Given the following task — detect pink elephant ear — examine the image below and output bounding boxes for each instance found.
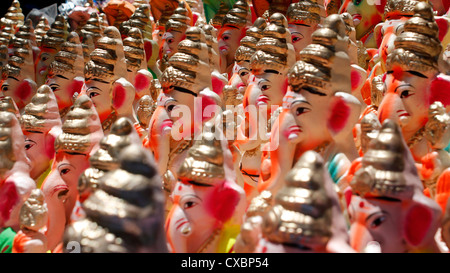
[112,78,135,115]
[404,204,433,246]
[134,70,152,95]
[435,17,449,42]
[374,23,383,48]
[429,74,450,107]
[0,182,19,224]
[204,181,240,223]
[328,95,351,135]
[68,77,84,98]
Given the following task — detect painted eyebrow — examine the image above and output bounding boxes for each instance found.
[294,24,311,27]
[303,86,326,96]
[394,83,413,93]
[92,78,109,84]
[56,74,69,80]
[88,86,102,91]
[7,76,19,81]
[264,69,281,75]
[406,70,428,79]
[291,99,311,106]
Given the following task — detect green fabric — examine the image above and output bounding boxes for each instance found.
[203,0,237,23]
[0,227,16,253]
[149,67,157,79]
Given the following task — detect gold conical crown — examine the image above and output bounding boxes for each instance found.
[177,124,225,185]
[54,95,103,154]
[34,16,50,47]
[351,120,413,199]
[287,0,321,26]
[262,151,332,248]
[21,85,61,133]
[387,2,441,73]
[222,0,249,29]
[235,17,267,64]
[41,15,68,50]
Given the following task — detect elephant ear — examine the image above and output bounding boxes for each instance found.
[112,78,135,117]
[374,22,384,49]
[403,203,434,247]
[429,74,450,108]
[134,69,153,98]
[328,92,361,142]
[204,180,241,224]
[350,64,367,101]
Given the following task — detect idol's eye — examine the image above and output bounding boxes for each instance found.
[166,104,176,113]
[400,90,413,99]
[292,36,302,43]
[88,91,99,98]
[60,168,71,175]
[370,215,386,228]
[222,34,230,41]
[167,38,174,44]
[239,71,249,77]
[24,143,35,150]
[261,84,270,91]
[295,107,309,116]
[41,56,48,62]
[353,0,362,6]
[183,201,197,209]
[49,85,59,92]
[1,85,8,92]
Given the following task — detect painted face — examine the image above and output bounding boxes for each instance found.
[377,19,408,71]
[288,23,317,61]
[230,62,250,95]
[378,68,435,140]
[348,195,404,253]
[280,91,328,149]
[36,49,57,86]
[41,152,90,250]
[345,0,384,41]
[85,78,113,122]
[165,181,217,253]
[153,26,165,48]
[161,31,185,58]
[0,123,15,178]
[218,27,243,73]
[164,89,197,138]
[46,74,83,112]
[0,77,34,110]
[23,131,55,180]
[246,71,288,110]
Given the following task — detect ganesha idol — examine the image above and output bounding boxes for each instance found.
[377,2,450,199]
[21,85,62,188]
[83,26,136,133]
[286,0,322,62]
[64,144,168,253]
[237,151,355,253]
[339,0,387,49]
[35,15,69,87]
[154,26,221,191]
[0,100,35,235]
[41,95,103,252]
[0,23,37,111]
[160,1,192,71]
[78,117,141,203]
[348,120,444,253]
[258,14,361,196]
[165,125,246,253]
[121,4,161,79]
[228,17,266,98]
[121,27,154,108]
[46,32,85,120]
[217,0,250,78]
[235,13,295,201]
